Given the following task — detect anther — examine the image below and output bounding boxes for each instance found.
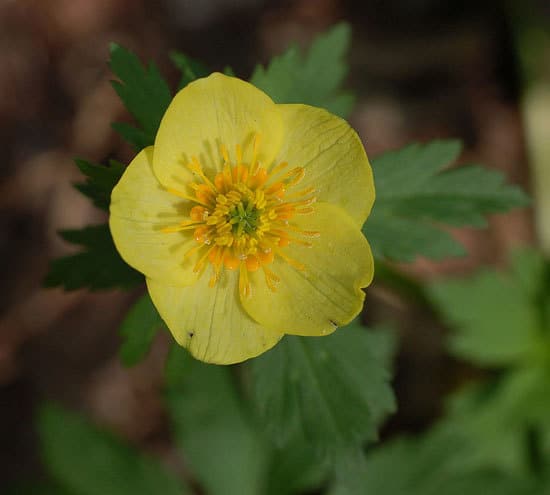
[245,254,260,272]
[284,167,305,186]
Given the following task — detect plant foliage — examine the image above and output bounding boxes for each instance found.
[365,141,530,261]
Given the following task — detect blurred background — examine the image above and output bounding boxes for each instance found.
[1,0,549,489]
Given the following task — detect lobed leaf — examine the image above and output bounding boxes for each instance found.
[250,23,354,117]
[38,403,188,495]
[427,248,544,366]
[425,248,550,475]
[111,122,152,152]
[170,51,209,90]
[329,434,540,495]
[365,140,530,262]
[249,322,395,458]
[73,158,125,211]
[441,371,550,475]
[44,224,143,290]
[109,43,172,148]
[366,212,466,262]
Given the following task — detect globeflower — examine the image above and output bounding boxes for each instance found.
[109,73,374,364]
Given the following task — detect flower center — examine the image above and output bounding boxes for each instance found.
[228,198,261,235]
[162,135,319,297]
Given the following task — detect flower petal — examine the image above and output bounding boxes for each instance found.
[147,272,283,364]
[242,202,374,336]
[109,147,200,286]
[153,73,284,190]
[275,104,375,227]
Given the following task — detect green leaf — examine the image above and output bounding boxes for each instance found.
[265,438,329,495]
[442,367,550,475]
[510,248,548,299]
[330,433,538,495]
[427,249,543,366]
[250,23,354,117]
[366,213,466,262]
[111,122,152,152]
[330,437,542,495]
[249,322,395,458]
[73,158,125,211]
[166,346,269,495]
[446,382,526,474]
[170,51,209,90]
[109,43,172,148]
[119,294,163,367]
[365,140,530,262]
[164,343,188,389]
[426,249,550,475]
[38,403,189,495]
[44,224,143,290]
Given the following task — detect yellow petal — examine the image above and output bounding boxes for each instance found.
[275,104,375,227]
[153,73,284,190]
[109,147,200,286]
[147,272,283,364]
[242,202,374,336]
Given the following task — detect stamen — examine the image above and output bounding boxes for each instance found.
[208,247,224,287]
[240,165,249,184]
[275,205,295,220]
[184,243,205,259]
[239,264,251,298]
[283,197,317,208]
[195,184,215,204]
[270,161,289,177]
[160,221,201,233]
[165,187,210,207]
[214,172,225,192]
[262,266,280,292]
[193,245,216,273]
[286,225,320,238]
[187,157,217,191]
[250,134,261,175]
[287,237,313,247]
[190,206,208,222]
[284,186,317,199]
[266,182,285,197]
[223,163,233,186]
[276,232,290,247]
[258,249,274,264]
[245,254,260,272]
[250,167,268,188]
[223,250,240,270]
[276,249,305,271]
[235,144,243,164]
[220,144,230,163]
[283,167,305,186]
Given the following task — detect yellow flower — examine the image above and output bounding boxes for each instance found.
[109,73,374,364]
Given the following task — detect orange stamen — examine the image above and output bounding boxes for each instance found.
[245,254,260,272]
